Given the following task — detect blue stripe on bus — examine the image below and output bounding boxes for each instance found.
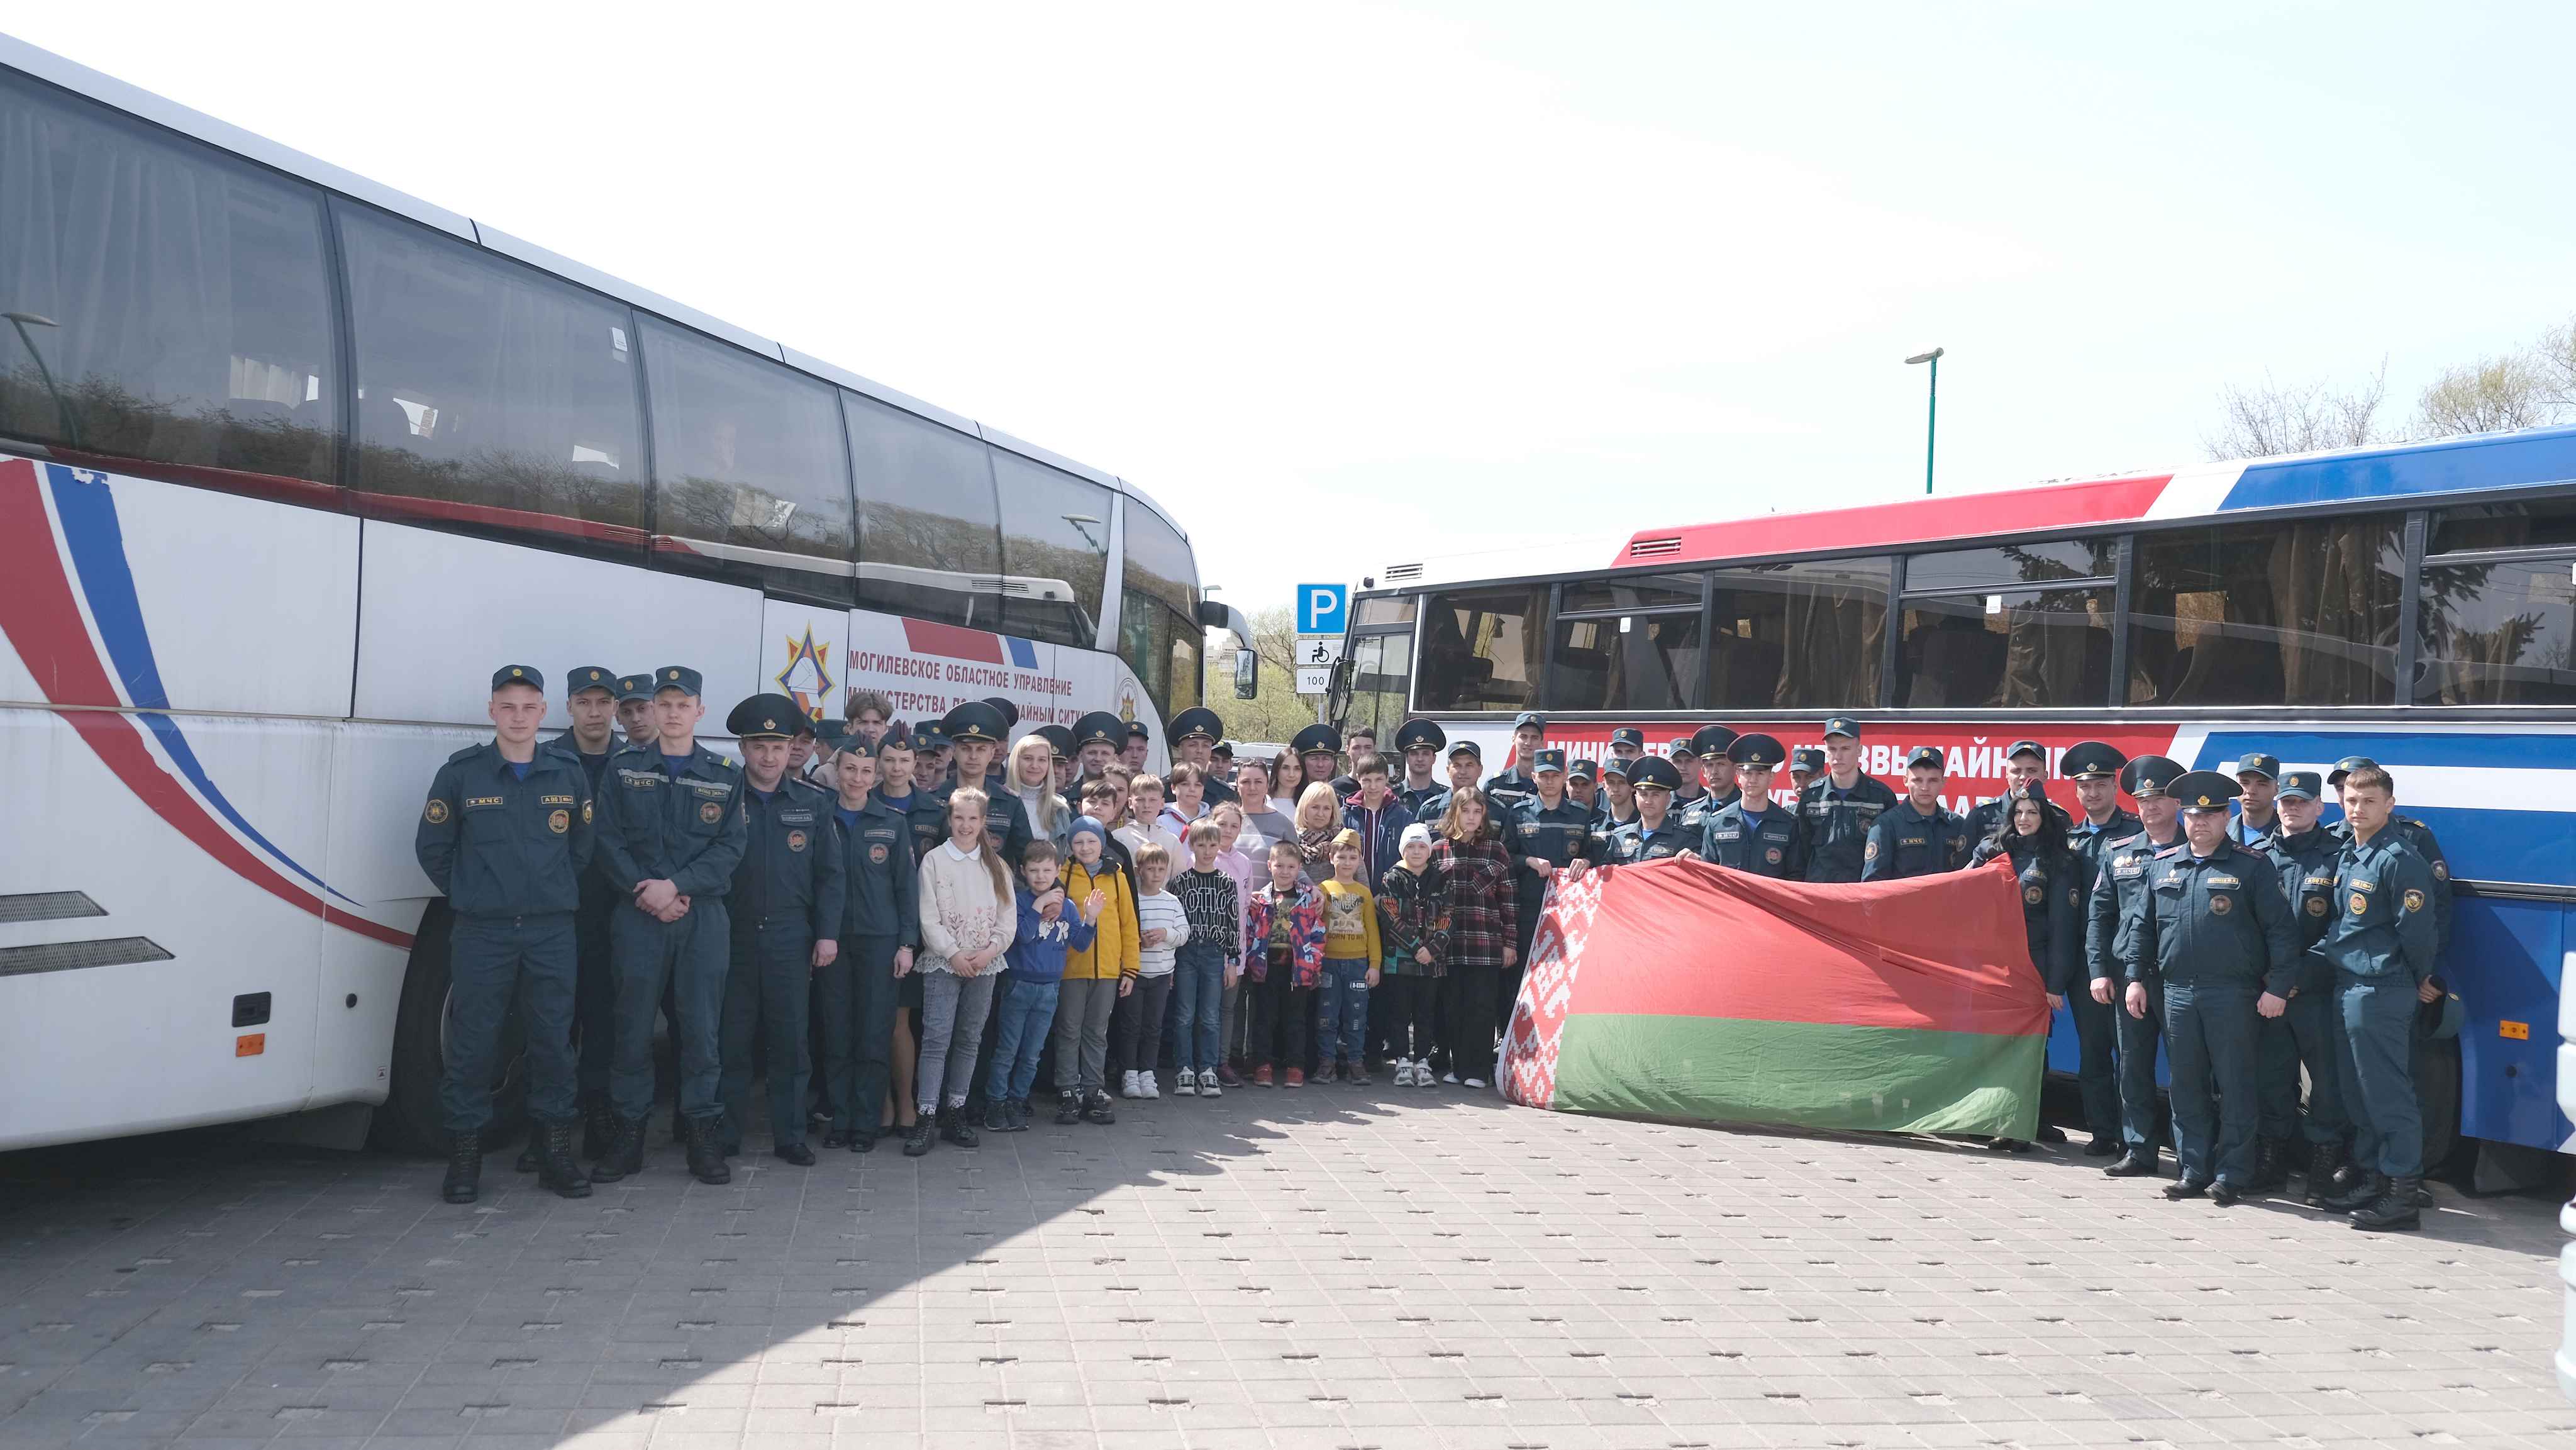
[47,466,360,906]
[1006,636,1038,670]
[2220,425,2576,511]
[2190,729,2576,886]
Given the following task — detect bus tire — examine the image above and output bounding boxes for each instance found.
[2414,1034,2463,1176]
[370,902,528,1157]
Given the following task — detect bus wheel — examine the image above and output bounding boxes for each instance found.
[370,903,529,1157]
[2414,1035,2463,1177]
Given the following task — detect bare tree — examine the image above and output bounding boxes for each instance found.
[1200,605,1315,744]
[2202,364,2385,460]
[2533,315,2576,416]
[2416,352,2555,438]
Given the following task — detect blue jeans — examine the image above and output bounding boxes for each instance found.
[1317,956,1370,1066]
[1172,942,1226,1073]
[987,975,1061,1103]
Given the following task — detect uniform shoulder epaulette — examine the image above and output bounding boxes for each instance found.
[2152,843,2185,859]
[446,742,486,764]
[786,776,830,801]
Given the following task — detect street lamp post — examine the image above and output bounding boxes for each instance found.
[1905,347,1943,495]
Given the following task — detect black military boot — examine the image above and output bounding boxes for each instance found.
[2102,1149,2158,1178]
[2301,1142,2345,1207]
[2245,1137,2287,1193]
[2319,1168,2384,1213]
[589,1115,643,1183]
[681,1115,731,1185]
[441,1131,482,1204]
[536,1118,592,1199]
[2350,1174,2421,1231]
[514,1134,540,1174]
[940,1105,979,1149]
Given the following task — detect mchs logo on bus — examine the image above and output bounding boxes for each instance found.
[761,611,1157,739]
[775,625,834,722]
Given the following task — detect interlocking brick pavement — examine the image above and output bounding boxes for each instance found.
[3,1089,2569,1449]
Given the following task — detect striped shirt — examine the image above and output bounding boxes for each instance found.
[1133,889,1191,978]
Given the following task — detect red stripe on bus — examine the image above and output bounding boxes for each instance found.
[0,460,414,952]
[348,493,651,547]
[902,618,1004,664]
[1616,474,2172,567]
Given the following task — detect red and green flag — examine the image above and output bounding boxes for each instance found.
[1501,857,2051,1139]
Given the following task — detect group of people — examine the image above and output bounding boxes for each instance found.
[419,672,2450,1233]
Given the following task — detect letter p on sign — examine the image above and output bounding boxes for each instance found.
[1297,583,1348,637]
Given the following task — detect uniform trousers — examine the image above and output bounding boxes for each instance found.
[2257,986,2348,1146]
[2162,978,2260,1185]
[815,934,899,1140]
[2114,976,2167,1153]
[1052,977,1121,1094]
[570,896,616,1101]
[2334,972,2423,1178]
[916,969,998,1113]
[443,912,579,1134]
[609,901,730,1124]
[2066,990,2121,1140]
[718,914,813,1152]
[1443,964,1501,1080]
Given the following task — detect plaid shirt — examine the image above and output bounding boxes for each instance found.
[1375,860,1450,977]
[1430,829,1517,969]
[1174,867,1241,965]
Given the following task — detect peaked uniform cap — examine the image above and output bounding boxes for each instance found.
[1689,725,1739,756]
[1727,732,1786,767]
[1072,711,1127,748]
[2170,769,2241,811]
[614,672,653,701]
[1790,746,1827,772]
[1902,744,1945,771]
[2121,754,2185,798]
[1628,756,1682,790]
[2060,741,2126,779]
[940,701,1008,745]
[565,665,615,696]
[1291,723,1343,756]
[1394,718,1448,752]
[491,664,545,693]
[727,693,802,741]
[654,666,704,697]
[1169,706,1225,742]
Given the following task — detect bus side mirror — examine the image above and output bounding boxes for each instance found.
[1235,648,1258,700]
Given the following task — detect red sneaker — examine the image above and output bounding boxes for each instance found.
[1285,1068,1306,1088]
[1253,1064,1274,1087]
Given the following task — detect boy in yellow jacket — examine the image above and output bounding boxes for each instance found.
[1314,829,1383,1085]
[1053,818,1140,1123]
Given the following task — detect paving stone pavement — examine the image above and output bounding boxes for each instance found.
[2,1088,2569,1450]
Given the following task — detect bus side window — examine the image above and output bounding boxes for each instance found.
[639,319,852,603]
[845,389,1004,629]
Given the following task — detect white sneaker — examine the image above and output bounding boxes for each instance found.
[1174,1071,1197,1096]
[1121,1070,1141,1100]
[1140,1071,1160,1100]
[1417,1063,1437,1088]
[1441,1071,1461,1085]
[1463,1076,1487,1090]
[1394,1060,1418,1088]
[1199,1068,1222,1098]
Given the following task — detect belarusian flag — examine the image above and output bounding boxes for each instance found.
[1501,857,2051,1139]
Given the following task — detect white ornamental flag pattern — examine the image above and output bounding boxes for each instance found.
[1501,865,1609,1109]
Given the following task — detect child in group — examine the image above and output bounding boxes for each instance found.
[1159,763,1209,837]
[1121,842,1188,1098]
[984,840,1092,1133]
[911,788,1017,1155]
[1375,823,1450,1088]
[1243,842,1325,1087]
[1207,800,1257,1089]
[1313,830,1382,1085]
[1119,774,1187,867]
[1053,817,1136,1124]
[1430,786,1516,1090]
[1170,818,1242,1096]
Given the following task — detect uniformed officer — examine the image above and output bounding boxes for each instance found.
[2088,753,2184,1177]
[1038,722,1081,797]
[1169,707,1238,806]
[1699,733,1806,877]
[786,715,821,783]
[1966,740,2070,839]
[820,733,922,1151]
[415,666,596,1203]
[713,696,845,1166]
[1862,745,1973,880]
[614,672,657,752]
[1589,757,1639,853]
[2255,771,2351,1199]
[2229,752,2282,846]
[1677,725,1740,835]
[930,701,1033,866]
[1484,713,1545,811]
[540,666,625,1164]
[2123,771,2296,1204]
[2324,756,2453,963]
[1665,738,1702,808]
[1418,741,1524,855]
[915,720,954,791]
[1800,716,1898,883]
[1507,749,1598,1029]
[591,666,749,1186]
[1335,725,1377,798]
[1601,756,1698,862]
[2060,740,2137,1156]
[1392,718,1448,817]
[873,727,943,861]
[2314,761,2441,1230]
[1122,718,1153,773]
[1565,758,1602,823]
[1605,727,1647,776]
[1292,723,1345,802]
[980,695,1021,732]
[1788,745,1826,798]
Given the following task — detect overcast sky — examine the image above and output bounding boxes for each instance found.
[22,4,2575,618]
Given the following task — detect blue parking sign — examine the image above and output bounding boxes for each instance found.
[1296,583,1348,637]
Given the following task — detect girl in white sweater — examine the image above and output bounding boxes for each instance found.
[910,788,1017,1156]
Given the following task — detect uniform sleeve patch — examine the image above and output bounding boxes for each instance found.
[2402,888,2426,913]
[2431,861,2448,881]
[2350,891,2369,915]
[548,809,569,835]
[582,800,594,825]
[423,798,449,825]
[699,800,724,824]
